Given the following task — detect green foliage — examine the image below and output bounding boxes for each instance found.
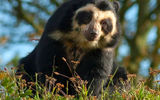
[0,69,160,100]
[6,54,20,67]
[0,69,33,99]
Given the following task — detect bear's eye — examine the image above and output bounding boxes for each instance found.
[75,10,93,25]
[100,18,113,34]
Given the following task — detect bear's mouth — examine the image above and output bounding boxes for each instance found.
[86,34,98,41]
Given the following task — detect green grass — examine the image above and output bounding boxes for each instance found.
[0,68,160,100]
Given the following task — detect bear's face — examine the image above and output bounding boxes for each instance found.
[72,2,118,48]
[50,0,120,49]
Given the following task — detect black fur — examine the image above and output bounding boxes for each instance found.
[96,1,111,11]
[76,49,113,95]
[17,0,127,96]
[75,11,93,25]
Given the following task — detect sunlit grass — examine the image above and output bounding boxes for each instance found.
[0,67,160,100]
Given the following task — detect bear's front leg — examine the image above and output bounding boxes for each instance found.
[76,49,114,96]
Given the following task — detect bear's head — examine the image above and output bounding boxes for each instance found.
[50,0,121,49]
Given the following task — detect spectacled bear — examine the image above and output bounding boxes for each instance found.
[17,0,127,96]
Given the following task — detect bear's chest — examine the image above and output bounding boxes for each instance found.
[64,42,85,70]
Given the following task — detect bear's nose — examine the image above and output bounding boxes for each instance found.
[88,23,99,36]
[90,29,98,36]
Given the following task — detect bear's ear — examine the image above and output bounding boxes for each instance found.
[113,1,120,13]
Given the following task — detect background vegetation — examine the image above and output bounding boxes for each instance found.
[0,0,160,99]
